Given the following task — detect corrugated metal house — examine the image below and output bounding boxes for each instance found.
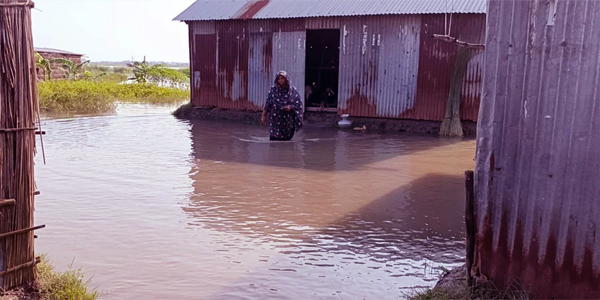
[174,0,486,122]
[35,47,84,80]
[473,0,600,298]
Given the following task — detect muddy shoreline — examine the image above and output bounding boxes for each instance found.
[173,104,477,136]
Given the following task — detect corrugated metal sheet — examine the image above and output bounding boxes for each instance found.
[174,0,487,21]
[255,0,486,19]
[175,0,248,22]
[188,15,484,120]
[34,47,83,56]
[193,21,216,34]
[271,30,306,106]
[191,21,260,110]
[461,51,483,121]
[410,14,485,121]
[248,32,272,107]
[474,0,600,298]
[338,15,421,118]
[305,17,341,30]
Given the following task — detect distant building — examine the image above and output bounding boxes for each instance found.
[35,47,84,80]
[174,0,486,126]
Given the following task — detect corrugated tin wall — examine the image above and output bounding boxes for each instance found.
[338,15,421,118]
[474,0,600,298]
[190,21,259,110]
[188,14,484,121]
[272,30,306,105]
[248,32,272,107]
[410,14,486,121]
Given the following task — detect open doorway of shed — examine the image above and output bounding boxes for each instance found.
[305,29,340,112]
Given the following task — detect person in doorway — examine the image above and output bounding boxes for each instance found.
[261,71,304,141]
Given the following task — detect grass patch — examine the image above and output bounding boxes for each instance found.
[406,280,530,300]
[38,80,190,114]
[36,255,98,300]
[112,83,189,104]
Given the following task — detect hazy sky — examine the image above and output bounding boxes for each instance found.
[32,0,195,62]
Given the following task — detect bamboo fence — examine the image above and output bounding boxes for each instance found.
[0,0,41,290]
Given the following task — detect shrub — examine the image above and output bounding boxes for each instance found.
[38,80,190,113]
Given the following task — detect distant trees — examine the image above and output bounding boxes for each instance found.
[35,53,189,89]
[127,57,189,88]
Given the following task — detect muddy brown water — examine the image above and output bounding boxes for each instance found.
[35,104,475,300]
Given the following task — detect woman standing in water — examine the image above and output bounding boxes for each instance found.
[261,71,304,141]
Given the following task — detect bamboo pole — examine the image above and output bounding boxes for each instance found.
[433,34,486,50]
[0,225,45,240]
[0,257,40,277]
[0,199,16,207]
[465,170,475,285]
[0,0,38,289]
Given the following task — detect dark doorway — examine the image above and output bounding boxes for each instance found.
[305,29,340,111]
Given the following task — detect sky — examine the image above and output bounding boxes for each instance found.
[32,0,195,62]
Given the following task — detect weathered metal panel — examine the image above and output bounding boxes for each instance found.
[248,19,273,33]
[34,47,83,56]
[174,0,248,21]
[305,17,342,29]
[248,32,273,107]
[338,15,421,118]
[411,14,485,121]
[474,0,600,298]
[174,0,487,21]
[193,21,216,34]
[191,21,260,110]
[376,15,421,118]
[461,51,483,121]
[192,33,217,107]
[215,21,253,109]
[188,14,485,120]
[255,0,486,19]
[271,30,306,107]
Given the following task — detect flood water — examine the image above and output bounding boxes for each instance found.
[35,104,475,300]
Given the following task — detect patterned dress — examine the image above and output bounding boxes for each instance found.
[264,73,304,141]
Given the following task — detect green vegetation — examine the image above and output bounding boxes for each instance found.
[35,52,52,81]
[34,56,191,114]
[38,80,115,114]
[178,68,190,77]
[36,255,98,300]
[38,80,190,114]
[406,280,529,300]
[127,58,188,88]
[49,58,91,80]
[86,65,130,83]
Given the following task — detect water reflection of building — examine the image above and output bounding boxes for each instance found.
[184,120,474,262]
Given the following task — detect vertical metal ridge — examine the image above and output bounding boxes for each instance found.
[475,0,600,298]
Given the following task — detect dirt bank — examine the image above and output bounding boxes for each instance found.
[173,104,477,136]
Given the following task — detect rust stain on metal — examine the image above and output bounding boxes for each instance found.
[340,87,377,117]
[262,37,272,74]
[413,14,484,122]
[187,14,484,120]
[236,0,270,20]
[192,21,259,111]
[474,0,600,298]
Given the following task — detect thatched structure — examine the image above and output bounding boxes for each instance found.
[0,0,41,289]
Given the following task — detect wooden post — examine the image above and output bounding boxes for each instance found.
[465,170,475,285]
[0,0,38,289]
